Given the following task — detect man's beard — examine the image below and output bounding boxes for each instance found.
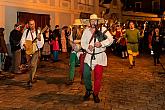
[90,21,98,28]
[91,24,96,28]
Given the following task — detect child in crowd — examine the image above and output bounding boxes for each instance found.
[50,37,60,62]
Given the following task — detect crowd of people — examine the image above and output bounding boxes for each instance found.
[0,13,164,103]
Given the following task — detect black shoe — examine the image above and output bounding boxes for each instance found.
[66,80,73,85]
[83,90,93,101]
[75,64,80,67]
[27,80,32,88]
[133,61,135,66]
[0,74,6,80]
[129,65,133,69]
[93,94,100,103]
[157,60,160,64]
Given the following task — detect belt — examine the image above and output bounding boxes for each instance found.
[87,51,105,55]
[128,42,138,44]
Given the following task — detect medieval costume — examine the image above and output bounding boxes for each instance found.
[21,20,44,88]
[66,19,84,85]
[81,14,113,103]
[61,27,67,52]
[42,29,51,61]
[124,21,140,69]
[151,27,163,66]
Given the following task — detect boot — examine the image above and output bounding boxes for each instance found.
[66,80,73,85]
[93,94,100,103]
[83,90,93,101]
[129,65,133,69]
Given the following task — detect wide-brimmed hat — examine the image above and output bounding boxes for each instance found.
[73,19,83,25]
[90,14,101,20]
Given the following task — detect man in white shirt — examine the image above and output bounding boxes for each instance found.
[81,14,113,103]
[21,19,44,88]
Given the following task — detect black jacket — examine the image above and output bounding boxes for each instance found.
[152,33,163,53]
[9,29,22,52]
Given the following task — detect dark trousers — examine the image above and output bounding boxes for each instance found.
[11,49,21,73]
[26,51,38,81]
[153,52,160,64]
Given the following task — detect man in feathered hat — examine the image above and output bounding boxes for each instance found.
[81,14,114,103]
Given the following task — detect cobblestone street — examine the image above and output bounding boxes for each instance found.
[0,52,165,110]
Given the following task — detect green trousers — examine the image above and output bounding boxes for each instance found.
[69,52,79,80]
[83,63,92,90]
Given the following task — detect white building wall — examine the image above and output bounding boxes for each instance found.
[0,0,99,45]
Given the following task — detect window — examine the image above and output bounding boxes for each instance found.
[135,2,142,12]
[152,1,160,10]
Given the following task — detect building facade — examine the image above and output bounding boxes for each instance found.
[0,0,99,44]
[121,0,163,23]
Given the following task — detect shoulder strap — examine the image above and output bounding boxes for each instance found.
[89,32,95,44]
[26,29,30,39]
[103,29,108,35]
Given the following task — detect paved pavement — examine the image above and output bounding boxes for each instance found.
[0,52,165,110]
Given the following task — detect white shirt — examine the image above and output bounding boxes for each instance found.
[81,26,114,69]
[21,29,44,50]
[69,30,83,59]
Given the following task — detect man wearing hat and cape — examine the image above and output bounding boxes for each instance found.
[81,14,113,103]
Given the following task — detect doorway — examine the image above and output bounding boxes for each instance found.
[17,12,50,29]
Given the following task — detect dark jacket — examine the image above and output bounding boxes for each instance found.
[0,28,8,53]
[9,29,22,52]
[152,33,163,53]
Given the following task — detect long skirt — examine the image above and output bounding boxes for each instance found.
[42,42,51,55]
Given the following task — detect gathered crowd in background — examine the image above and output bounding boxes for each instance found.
[0,19,165,77]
